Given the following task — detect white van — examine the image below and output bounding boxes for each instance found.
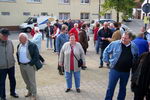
[19,16,56,32]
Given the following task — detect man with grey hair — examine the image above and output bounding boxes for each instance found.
[103,32,138,100]
[16,33,42,100]
[0,28,19,100]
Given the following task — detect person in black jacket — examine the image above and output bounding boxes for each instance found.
[16,33,42,100]
[98,22,113,68]
[131,52,150,100]
[44,22,54,49]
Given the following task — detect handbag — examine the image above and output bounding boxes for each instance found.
[70,45,83,68]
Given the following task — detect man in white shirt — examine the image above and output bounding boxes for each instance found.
[16,33,42,100]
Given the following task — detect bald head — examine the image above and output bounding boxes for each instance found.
[19,33,28,44]
[103,22,108,29]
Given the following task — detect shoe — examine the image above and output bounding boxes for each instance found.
[59,71,64,75]
[31,96,36,100]
[65,88,71,92]
[99,65,103,68]
[10,93,19,98]
[25,93,31,97]
[76,88,80,93]
[0,98,6,100]
[82,67,86,70]
[82,66,87,70]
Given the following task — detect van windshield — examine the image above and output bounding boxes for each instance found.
[24,17,37,23]
[24,17,32,23]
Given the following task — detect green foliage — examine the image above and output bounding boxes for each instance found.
[100,0,136,21]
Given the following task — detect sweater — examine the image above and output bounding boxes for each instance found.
[59,42,85,72]
[0,40,15,69]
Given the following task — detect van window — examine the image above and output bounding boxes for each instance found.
[24,17,37,23]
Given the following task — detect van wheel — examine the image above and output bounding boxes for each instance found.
[26,27,31,33]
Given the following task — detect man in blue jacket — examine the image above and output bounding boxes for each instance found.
[103,32,138,100]
[133,33,149,56]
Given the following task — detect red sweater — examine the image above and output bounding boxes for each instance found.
[69,28,79,42]
[94,27,99,41]
[70,46,74,70]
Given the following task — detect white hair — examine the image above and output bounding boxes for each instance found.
[19,32,28,39]
[74,23,78,27]
[34,27,40,32]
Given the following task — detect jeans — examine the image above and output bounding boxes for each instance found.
[105,69,130,100]
[65,71,80,89]
[95,40,100,54]
[46,37,53,49]
[0,67,16,99]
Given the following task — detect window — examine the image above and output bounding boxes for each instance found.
[81,0,89,3]
[104,13,112,19]
[23,12,31,16]
[41,12,48,16]
[26,0,41,3]
[1,12,10,16]
[59,13,70,20]
[0,0,15,1]
[59,0,69,4]
[80,13,89,19]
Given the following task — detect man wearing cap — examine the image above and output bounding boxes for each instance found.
[0,28,19,100]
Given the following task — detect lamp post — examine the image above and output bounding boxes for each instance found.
[145,0,149,30]
[98,0,101,20]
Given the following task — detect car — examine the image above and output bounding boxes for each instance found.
[123,18,132,22]
[99,19,116,24]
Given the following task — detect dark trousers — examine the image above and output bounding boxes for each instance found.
[100,48,105,66]
[134,89,150,100]
[39,54,45,63]
[83,48,87,55]
[0,67,16,99]
[54,38,56,52]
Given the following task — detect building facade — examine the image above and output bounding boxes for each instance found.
[0,0,118,30]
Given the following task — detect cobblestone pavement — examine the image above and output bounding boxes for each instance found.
[5,33,134,100]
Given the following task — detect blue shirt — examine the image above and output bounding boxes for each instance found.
[56,33,69,53]
[133,37,149,56]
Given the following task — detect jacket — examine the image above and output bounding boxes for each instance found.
[56,33,69,53]
[78,29,88,49]
[31,32,42,50]
[103,40,138,69]
[59,42,85,72]
[131,52,150,92]
[16,41,42,70]
[0,40,15,69]
[98,27,112,48]
[69,27,79,41]
[108,29,121,42]
[132,37,149,56]
[44,26,54,38]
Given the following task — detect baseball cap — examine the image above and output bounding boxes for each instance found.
[0,28,10,36]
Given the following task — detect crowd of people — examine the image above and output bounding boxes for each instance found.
[0,19,150,100]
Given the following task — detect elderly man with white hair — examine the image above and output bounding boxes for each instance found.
[16,33,42,100]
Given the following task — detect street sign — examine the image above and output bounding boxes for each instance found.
[142,3,150,13]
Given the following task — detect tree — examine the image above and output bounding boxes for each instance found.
[101,0,136,22]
